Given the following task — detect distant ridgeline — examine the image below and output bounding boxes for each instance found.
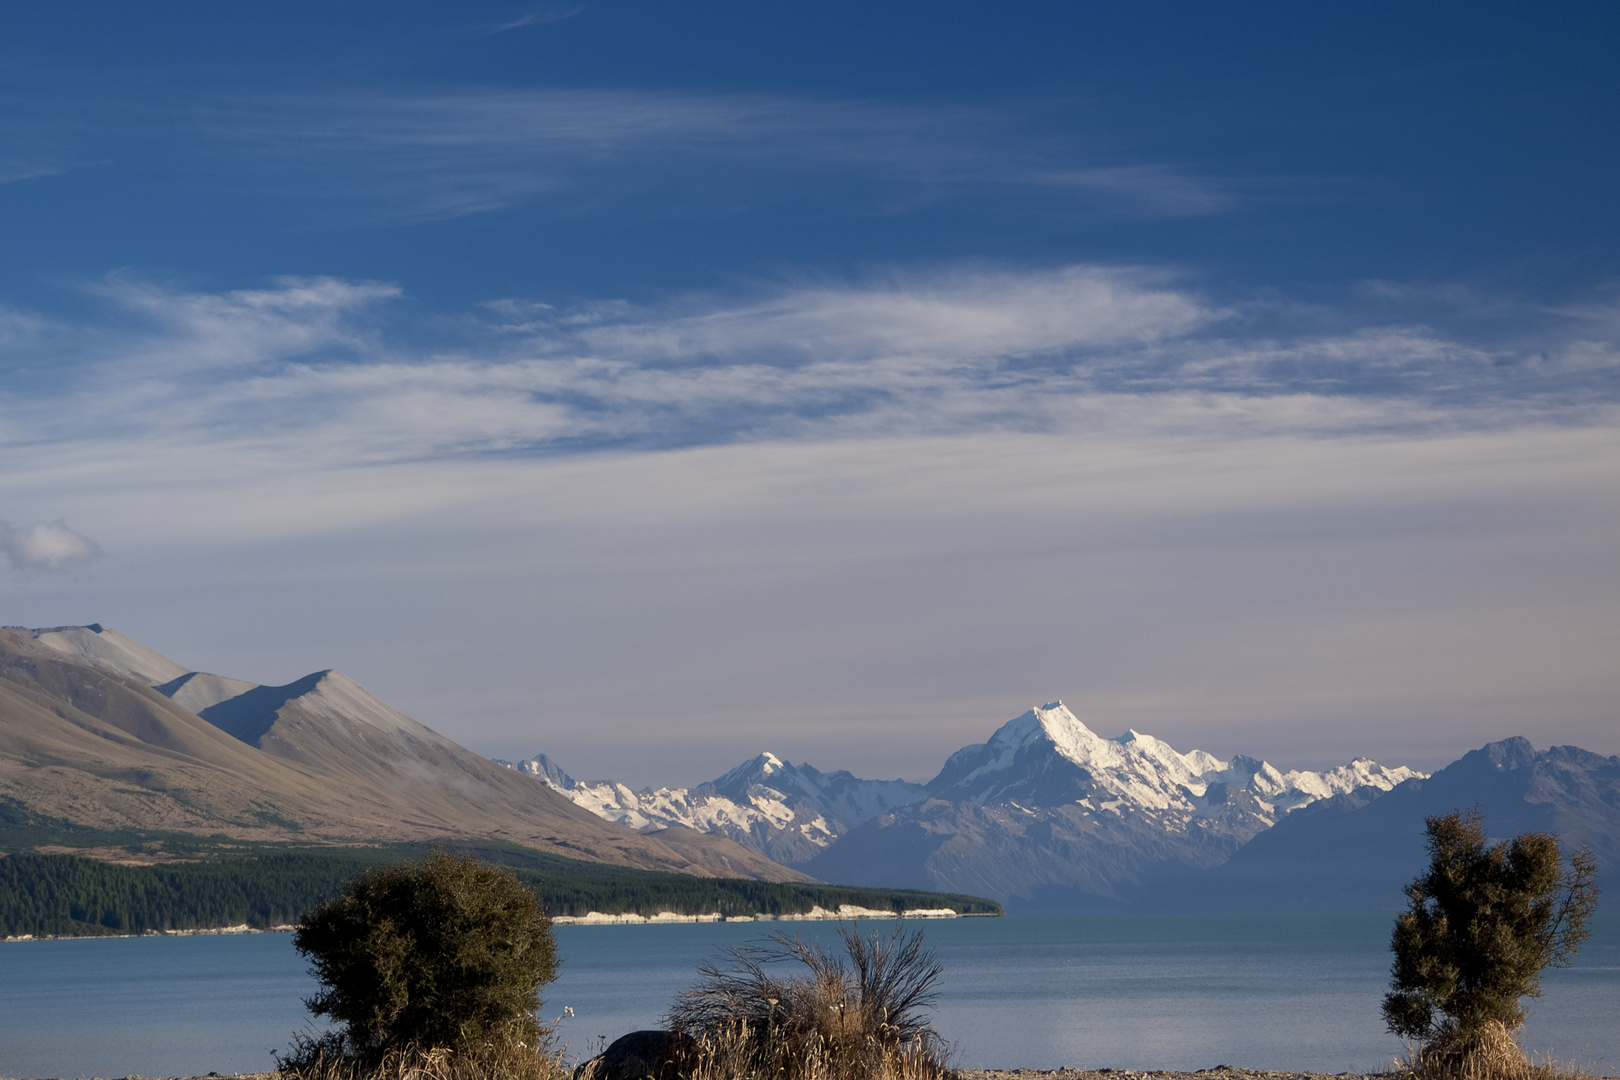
[0,837,1001,939]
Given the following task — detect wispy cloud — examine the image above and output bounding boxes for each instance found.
[0,519,102,572]
[1,266,1616,481]
[0,84,1224,224]
[1030,166,1236,217]
[185,90,976,220]
[465,3,587,37]
[0,162,71,184]
[0,66,1251,224]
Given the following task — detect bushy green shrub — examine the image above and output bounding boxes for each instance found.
[1383,809,1599,1061]
[288,850,558,1065]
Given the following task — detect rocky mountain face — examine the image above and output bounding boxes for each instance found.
[0,624,807,882]
[510,701,1422,908]
[500,751,928,865]
[1148,736,1620,912]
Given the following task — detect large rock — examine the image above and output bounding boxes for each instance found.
[573,1029,694,1080]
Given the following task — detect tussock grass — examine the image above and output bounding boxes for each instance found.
[1395,1022,1599,1080]
[666,923,952,1080]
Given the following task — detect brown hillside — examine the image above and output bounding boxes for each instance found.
[0,628,809,882]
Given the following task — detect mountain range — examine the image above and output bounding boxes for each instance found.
[0,624,805,882]
[502,751,929,865]
[505,701,1433,910]
[10,623,1615,914]
[1146,735,1620,912]
[507,704,1620,914]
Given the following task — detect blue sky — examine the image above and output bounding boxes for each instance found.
[2,2,1618,784]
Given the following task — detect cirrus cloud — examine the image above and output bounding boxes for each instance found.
[0,264,1616,484]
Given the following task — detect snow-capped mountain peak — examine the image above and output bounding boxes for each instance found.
[506,752,577,789]
[806,703,1429,910]
[710,751,789,796]
[496,750,928,866]
[927,700,1421,819]
[1114,727,1228,782]
[930,701,1217,810]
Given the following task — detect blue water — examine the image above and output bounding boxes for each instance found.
[2,916,1616,1079]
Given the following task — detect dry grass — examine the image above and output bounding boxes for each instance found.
[666,923,952,1080]
[1395,1022,1599,1080]
[675,1018,951,1080]
[275,1028,569,1080]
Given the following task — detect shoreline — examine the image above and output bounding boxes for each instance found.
[5,905,985,941]
[551,904,971,925]
[3,925,297,943]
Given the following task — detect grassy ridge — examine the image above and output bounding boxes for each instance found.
[0,841,1001,937]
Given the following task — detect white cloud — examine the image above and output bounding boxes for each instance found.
[570,265,1212,361]
[94,274,401,375]
[2,266,1617,488]
[0,519,102,572]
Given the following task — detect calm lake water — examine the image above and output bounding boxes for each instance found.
[2,915,1616,1080]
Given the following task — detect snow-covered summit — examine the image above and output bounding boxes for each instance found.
[928,700,1420,817]
[710,752,790,796]
[806,701,1427,909]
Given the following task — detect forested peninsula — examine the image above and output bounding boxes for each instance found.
[0,840,1000,938]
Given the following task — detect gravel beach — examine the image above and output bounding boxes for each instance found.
[17,1070,1388,1080]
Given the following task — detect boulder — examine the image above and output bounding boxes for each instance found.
[573,1029,694,1080]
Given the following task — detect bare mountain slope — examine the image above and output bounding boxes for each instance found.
[17,624,191,685]
[0,626,807,881]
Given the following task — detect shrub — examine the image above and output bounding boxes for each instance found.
[1383,809,1599,1069]
[666,923,950,1080]
[285,850,559,1071]
[1394,1019,1598,1080]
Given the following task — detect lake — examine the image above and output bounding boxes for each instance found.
[2,915,1616,1079]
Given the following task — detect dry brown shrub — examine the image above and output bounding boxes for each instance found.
[1394,1020,1598,1080]
[675,1018,949,1080]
